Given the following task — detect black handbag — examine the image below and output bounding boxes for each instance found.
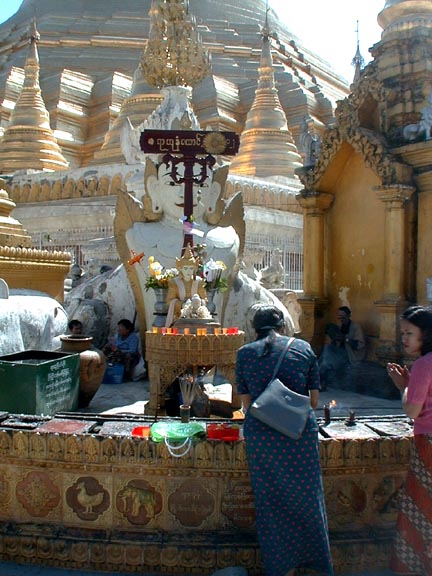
[249,337,311,439]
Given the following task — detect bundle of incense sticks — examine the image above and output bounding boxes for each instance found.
[179,374,197,406]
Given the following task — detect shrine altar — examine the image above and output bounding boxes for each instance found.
[145,330,245,415]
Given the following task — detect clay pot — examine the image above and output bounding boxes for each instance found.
[60,335,106,408]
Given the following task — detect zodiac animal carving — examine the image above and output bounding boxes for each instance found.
[76,481,104,514]
[118,486,156,517]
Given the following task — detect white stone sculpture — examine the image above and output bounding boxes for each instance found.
[180,294,211,319]
[120,117,144,165]
[115,155,296,340]
[403,91,432,141]
[0,290,68,355]
[259,247,285,289]
[0,278,9,299]
[64,265,136,347]
[119,86,201,165]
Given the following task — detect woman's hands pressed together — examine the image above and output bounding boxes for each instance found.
[386,362,410,392]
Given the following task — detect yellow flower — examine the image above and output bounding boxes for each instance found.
[148,256,164,278]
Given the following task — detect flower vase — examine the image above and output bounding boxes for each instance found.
[206,288,217,316]
[153,287,169,327]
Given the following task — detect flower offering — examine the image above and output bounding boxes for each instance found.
[144,256,178,290]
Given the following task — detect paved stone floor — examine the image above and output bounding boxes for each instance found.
[0,560,397,575]
[0,377,404,576]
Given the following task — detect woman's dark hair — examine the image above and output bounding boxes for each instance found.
[118,318,134,333]
[252,305,285,355]
[401,305,432,355]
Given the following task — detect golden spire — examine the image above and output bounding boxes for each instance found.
[229,7,302,181]
[0,20,68,174]
[141,0,211,89]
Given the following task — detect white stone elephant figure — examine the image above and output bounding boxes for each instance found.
[0,289,68,356]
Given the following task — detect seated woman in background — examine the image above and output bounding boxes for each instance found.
[103,319,140,380]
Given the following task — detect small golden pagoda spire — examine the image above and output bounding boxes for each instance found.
[229,5,302,181]
[141,0,211,89]
[0,20,68,174]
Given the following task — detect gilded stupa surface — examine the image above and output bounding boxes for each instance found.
[0,0,351,284]
[0,0,349,171]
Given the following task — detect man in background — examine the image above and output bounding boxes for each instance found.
[319,306,366,389]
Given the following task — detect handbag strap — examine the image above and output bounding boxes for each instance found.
[270,337,295,381]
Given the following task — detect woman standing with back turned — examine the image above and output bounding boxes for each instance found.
[235,305,333,576]
[387,305,432,575]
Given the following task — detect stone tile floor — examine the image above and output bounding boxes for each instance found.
[0,378,404,576]
[0,561,397,575]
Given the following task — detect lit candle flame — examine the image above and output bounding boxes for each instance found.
[329,399,337,409]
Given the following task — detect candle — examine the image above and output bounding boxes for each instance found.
[214,327,221,335]
[152,326,158,334]
[172,327,178,335]
[222,328,228,335]
[166,327,172,334]
[183,328,190,335]
[324,403,331,425]
[201,327,207,335]
[161,327,167,335]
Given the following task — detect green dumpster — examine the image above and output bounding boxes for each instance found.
[0,350,80,416]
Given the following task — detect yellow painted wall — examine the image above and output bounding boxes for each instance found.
[324,149,384,340]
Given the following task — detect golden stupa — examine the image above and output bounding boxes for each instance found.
[0,21,68,174]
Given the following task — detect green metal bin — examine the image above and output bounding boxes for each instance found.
[0,350,80,416]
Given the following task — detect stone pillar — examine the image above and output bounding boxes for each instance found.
[297,191,333,298]
[297,191,333,348]
[374,184,414,362]
[391,142,432,305]
[416,171,432,304]
[375,185,414,301]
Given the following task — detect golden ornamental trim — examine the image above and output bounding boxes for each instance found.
[0,245,71,264]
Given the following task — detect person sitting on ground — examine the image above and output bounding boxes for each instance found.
[68,319,83,336]
[319,306,366,389]
[103,319,140,380]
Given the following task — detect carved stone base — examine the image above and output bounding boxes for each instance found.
[0,412,412,574]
